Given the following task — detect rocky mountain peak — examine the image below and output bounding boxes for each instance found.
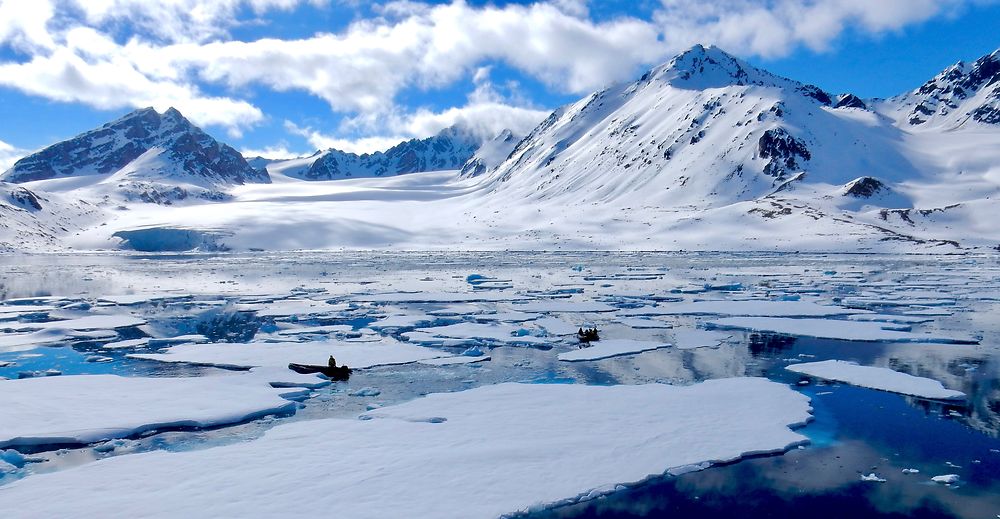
[1,107,268,187]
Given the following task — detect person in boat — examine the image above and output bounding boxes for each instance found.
[329,355,337,368]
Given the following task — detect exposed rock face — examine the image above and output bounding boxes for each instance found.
[835,94,868,110]
[300,126,480,181]
[1,108,268,186]
[890,49,1000,127]
[757,128,811,179]
[844,177,886,198]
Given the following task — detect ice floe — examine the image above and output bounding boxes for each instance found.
[672,330,733,350]
[131,339,450,370]
[512,301,617,313]
[621,300,862,317]
[354,292,527,303]
[403,323,550,347]
[0,329,71,352]
[0,378,810,518]
[709,317,976,343]
[418,355,491,366]
[558,339,671,361]
[786,360,965,400]
[0,374,300,448]
[616,317,674,329]
[5,315,146,331]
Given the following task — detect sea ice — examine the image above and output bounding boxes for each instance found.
[403,323,550,347]
[130,339,450,370]
[512,301,617,313]
[0,378,811,518]
[620,300,863,317]
[786,360,965,400]
[558,339,671,361]
[354,292,527,303]
[709,317,976,343]
[672,329,733,350]
[5,315,146,331]
[418,355,491,366]
[0,374,299,448]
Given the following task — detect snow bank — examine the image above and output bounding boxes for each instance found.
[786,360,965,400]
[0,378,811,518]
[558,339,671,361]
[0,374,297,448]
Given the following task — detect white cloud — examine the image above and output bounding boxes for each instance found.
[653,0,998,57]
[0,0,997,149]
[0,48,263,135]
[239,144,303,160]
[284,121,410,154]
[0,140,29,171]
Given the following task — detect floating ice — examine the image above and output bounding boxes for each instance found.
[5,315,146,332]
[860,473,886,483]
[0,329,71,352]
[709,317,976,343]
[0,378,811,518]
[673,330,733,350]
[131,339,450,370]
[418,355,491,366]
[368,313,437,330]
[513,301,616,313]
[786,360,965,400]
[534,317,581,336]
[354,292,527,303]
[621,300,863,317]
[931,474,960,484]
[558,339,671,362]
[101,338,150,349]
[616,317,674,329]
[0,374,299,448]
[403,323,549,347]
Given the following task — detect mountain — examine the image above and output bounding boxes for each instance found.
[1,108,269,204]
[3,45,999,253]
[881,49,1000,128]
[294,126,480,180]
[481,44,917,210]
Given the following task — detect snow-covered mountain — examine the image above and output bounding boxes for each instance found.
[880,49,1000,128]
[480,44,917,208]
[2,107,268,204]
[3,45,999,252]
[289,126,481,181]
[460,129,520,178]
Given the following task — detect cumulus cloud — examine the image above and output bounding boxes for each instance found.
[653,0,998,57]
[0,0,996,148]
[0,140,29,171]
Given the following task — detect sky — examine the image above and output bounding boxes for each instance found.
[0,0,998,169]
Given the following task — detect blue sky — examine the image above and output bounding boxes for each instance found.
[0,0,998,166]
